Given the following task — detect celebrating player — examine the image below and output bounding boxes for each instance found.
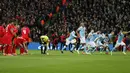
[76,23,87,54]
[61,28,77,53]
[2,22,17,56]
[111,28,130,55]
[13,35,28,55]
[0,24,6,53]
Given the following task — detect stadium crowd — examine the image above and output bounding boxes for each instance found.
[0,0,130,55]
[1,0,130,40]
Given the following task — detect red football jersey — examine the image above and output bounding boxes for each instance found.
[60,35,66,43]
[6,23,17,36]
[21,27,30,38]
[1,24,18,45]
[14,37,26,46]
[0,26,5,37]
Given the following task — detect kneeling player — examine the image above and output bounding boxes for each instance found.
[13,36,28,55]
[40,35,50,55]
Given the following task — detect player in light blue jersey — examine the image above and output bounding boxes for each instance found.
[61,28,77,53]
[76,23,87,54]
[103,34,110,54]
[94,31,105,53]
[108,31,114,43]
[86,30,96,54]
[87,31,100,53]
[108,31,114,40]
[111,29,130,55]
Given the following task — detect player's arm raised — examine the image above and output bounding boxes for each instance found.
[123,31,130,34]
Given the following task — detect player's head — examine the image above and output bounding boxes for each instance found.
[111,31,114,35]
[80,23,84,27]
[97,31,101,34]
[105,34,108,37]
[91,29,94,33]
[9,21,14,25]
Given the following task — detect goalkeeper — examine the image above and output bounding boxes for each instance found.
[40,35,50,55]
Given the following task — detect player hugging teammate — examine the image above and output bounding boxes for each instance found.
[0,22,31,56]
[58,23,130,55]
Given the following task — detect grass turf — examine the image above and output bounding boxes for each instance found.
[0,50,130,73]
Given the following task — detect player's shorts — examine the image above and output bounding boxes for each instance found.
[96,41,103,46]
[66,39,76,45]
[80,37,86,43]
[66,39,71,45]
[115,41,126,47]
[88,41,96,47]
[71,39,76,44]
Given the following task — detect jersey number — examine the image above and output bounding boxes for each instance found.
[23,30,26,34]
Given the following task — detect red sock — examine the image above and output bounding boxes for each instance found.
[20,48,25,54]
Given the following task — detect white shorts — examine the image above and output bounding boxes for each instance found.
[88,41,97,47]
[96,41,103,46]
[71,39,76,44]
[66,39,76,45]
[115,41,126,47]
[80,37,86,43]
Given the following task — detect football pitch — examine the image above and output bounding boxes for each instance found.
[0,50,130,73]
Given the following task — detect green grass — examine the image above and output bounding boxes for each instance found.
[0,50,130,73]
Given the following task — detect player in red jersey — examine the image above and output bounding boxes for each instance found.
[0,24,6,53]
[21,26,30,42]
[2,22,18,56]
[13,36,27,55]
[21,26,30,54]
[0,25,5,37]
